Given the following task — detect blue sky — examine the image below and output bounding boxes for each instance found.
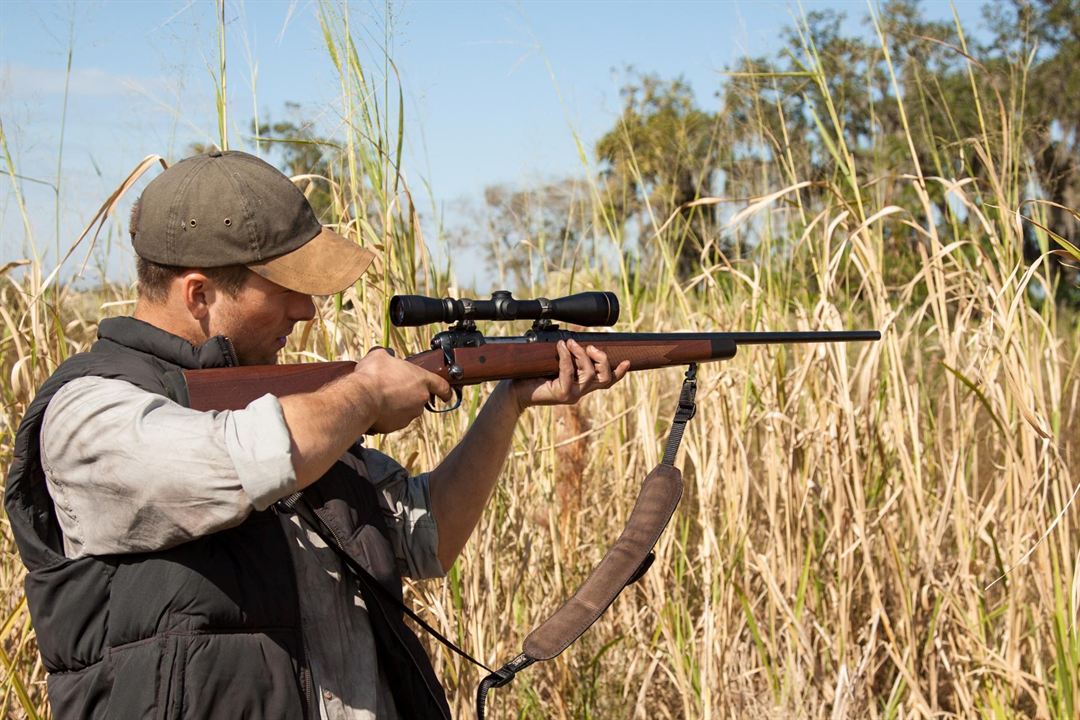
[1,0,987,286]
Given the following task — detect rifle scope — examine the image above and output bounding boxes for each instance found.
[390,291,620,327]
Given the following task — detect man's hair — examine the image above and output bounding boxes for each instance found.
[135,257,251,303]
[131,199,251,303]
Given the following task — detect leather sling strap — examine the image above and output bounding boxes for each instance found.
[475,363,698,719]
[284,363,698,719]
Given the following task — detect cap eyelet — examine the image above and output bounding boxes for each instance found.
[223,218,232,226]
[189,219,197,228]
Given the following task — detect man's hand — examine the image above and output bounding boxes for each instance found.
[430,339,628,569]
[281,348,451,489]
[510,339,630,411]
[353,348,452,433]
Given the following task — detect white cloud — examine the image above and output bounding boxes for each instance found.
[0,62,152,99]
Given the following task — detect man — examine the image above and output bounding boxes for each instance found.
[4,150,628,719]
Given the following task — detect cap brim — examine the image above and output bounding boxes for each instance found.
[247,226,375,295]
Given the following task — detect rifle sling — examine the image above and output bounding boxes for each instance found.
[476,363,697,718]
[283,363,698,720]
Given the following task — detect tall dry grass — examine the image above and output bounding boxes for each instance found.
[3,4,1079,719]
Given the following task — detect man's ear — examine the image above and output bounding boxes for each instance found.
[178,271,212,321]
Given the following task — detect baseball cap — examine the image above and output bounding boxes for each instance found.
[131,150,375,295]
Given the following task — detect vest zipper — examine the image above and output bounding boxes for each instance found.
[218,336,240,367]
[301,665,315,718]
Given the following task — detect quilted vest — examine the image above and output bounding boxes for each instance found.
[3,316,450,719]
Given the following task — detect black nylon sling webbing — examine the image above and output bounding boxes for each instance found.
[278,492,494,677]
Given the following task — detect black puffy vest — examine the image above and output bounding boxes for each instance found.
[4,317,450,719]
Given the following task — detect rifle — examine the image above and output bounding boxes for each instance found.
[174,290,880,412]
[170,290,879,719]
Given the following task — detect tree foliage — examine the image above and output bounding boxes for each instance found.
[595,73,726,277]
[580,0,1080,297]
[480,178,593,289]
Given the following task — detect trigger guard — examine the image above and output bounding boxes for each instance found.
[425,386,463,413]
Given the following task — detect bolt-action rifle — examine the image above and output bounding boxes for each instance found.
[171,291,880,720]
[172,290,880,412]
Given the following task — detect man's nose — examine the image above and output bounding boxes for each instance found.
[290,292,317,322]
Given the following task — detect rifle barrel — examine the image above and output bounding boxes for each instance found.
[505,330,881,345]
[721,330,881,345]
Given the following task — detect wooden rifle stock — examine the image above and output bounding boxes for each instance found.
[179,330,879,412]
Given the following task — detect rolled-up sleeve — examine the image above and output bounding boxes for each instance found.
[222,394,296,510]
[360,449,443,580]
[40,376,297,557]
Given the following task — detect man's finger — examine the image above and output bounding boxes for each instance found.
[430,375,453,402]
[555,340,575,395]
[568,340,596,386]
[593,359,611,385]
[586,345,613,385]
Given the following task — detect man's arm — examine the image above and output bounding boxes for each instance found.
[41,376,297,557]
[279,348,451,489]
[428,339,628,571]
[40,349,449,558]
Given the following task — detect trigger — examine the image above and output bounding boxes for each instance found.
[425,386,463,413]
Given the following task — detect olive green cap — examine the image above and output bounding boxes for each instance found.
[132,150,374,295]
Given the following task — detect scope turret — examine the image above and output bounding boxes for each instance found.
[390,291,619,328]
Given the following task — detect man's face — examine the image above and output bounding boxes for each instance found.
[207,272,317,365]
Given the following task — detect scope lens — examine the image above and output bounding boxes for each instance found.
[391,301,406,326]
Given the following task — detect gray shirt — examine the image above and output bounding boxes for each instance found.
[40,376,444,720]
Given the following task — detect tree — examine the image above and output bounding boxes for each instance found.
[595,73,725,278]
[479,178,594,289]
[713,0,1080,298]
[984,0,1080,275]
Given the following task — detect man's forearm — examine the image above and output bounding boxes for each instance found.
[428,380,524,570]
[279,373,381,489]
[280,349,452,491]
